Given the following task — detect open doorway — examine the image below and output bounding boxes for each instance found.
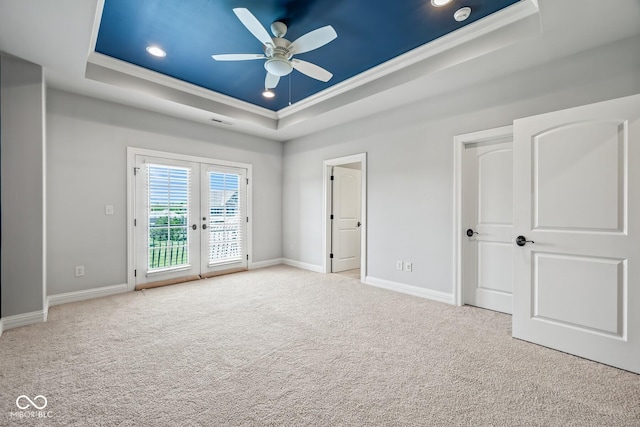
[323,154,367,283]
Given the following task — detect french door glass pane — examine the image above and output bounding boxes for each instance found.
[147,164,191,270]
[208,172,242,264]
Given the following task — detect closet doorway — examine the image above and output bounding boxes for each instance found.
[323,154,367,282]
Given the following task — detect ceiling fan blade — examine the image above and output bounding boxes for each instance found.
[292,59,333,82]
[211,54,266,61]
[289,26,337,55]
[265,72,280,89]
[232,8,273,47]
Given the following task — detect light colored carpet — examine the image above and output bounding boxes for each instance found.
[334,268,361,280]
[0,265,638,426]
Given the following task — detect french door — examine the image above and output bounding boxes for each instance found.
[134,154,248,288]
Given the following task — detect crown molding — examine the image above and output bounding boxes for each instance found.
[278,0,539,118]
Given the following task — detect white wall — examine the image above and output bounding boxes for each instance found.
[46,89,283,295]
[282,34,640,296]
[1,55,46,317]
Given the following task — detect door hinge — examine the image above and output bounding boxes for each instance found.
[330,175,334,181]
[246,254,249,260]
[330,214,334,220]
[246,178,249,185]
[134,269,137,277]
[133,167,140,176]
[246,216,249,223]
[134,218,137,226]
[330,253,334,259]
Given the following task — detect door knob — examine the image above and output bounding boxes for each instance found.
[202,224,208,230]
[466,228,478,237]
[191,224,197,230]
[516,235,534,246]
[357,221,361,227]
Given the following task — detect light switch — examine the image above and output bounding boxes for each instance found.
[105,205,114,215]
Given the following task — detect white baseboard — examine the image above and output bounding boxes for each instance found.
[365,276,454,305]
[48,283,129,307]
[250,258,283,269]
[1,309,48,331]
[282,258,323,273]
[0,319,3,337]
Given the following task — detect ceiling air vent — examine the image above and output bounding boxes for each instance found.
[210,118,232,125]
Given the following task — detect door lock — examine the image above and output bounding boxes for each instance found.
[357,221,361,227]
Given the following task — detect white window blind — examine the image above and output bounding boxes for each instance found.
[207,171,244,264]
[146,163,191,271]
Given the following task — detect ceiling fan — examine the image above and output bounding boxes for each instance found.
[212,8,337,90]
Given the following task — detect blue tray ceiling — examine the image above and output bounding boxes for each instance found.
[95,0,520,111]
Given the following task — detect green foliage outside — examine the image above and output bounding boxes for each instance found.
[149,210,188,269]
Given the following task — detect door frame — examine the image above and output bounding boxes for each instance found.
[452,125,513,306]
[322,153,367,282]
[126,147,253,291]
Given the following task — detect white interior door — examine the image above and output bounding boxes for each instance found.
[135,156,248,287]
[462,139,514,314]
[331,166,361,272]
[513,93,640,373]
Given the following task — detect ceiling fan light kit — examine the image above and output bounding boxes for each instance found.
[212,8,337,92]
[265,57,293,77]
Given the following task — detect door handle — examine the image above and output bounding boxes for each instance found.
[192,224,197,230]
[515,235,534,246]
[466,228,478,237]
[202,224,208,230]
[357,221,361,227]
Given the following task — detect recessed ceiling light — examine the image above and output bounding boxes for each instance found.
[262,89,275,98]
[431,0,452,7]
[146,46,166,57]
[454,7,471,21]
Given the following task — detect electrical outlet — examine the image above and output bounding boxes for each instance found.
[75,266,85,277]
[405,262,413,272]
[396,260,403,270]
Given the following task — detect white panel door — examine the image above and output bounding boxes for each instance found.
[463,140,514,314]
[513,94,640,373]
[332,166,361,272]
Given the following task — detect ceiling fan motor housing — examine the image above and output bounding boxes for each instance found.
[264,37,294,76]
[214,9,336,87]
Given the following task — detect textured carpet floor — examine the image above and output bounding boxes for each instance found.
[0,266,638,426]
